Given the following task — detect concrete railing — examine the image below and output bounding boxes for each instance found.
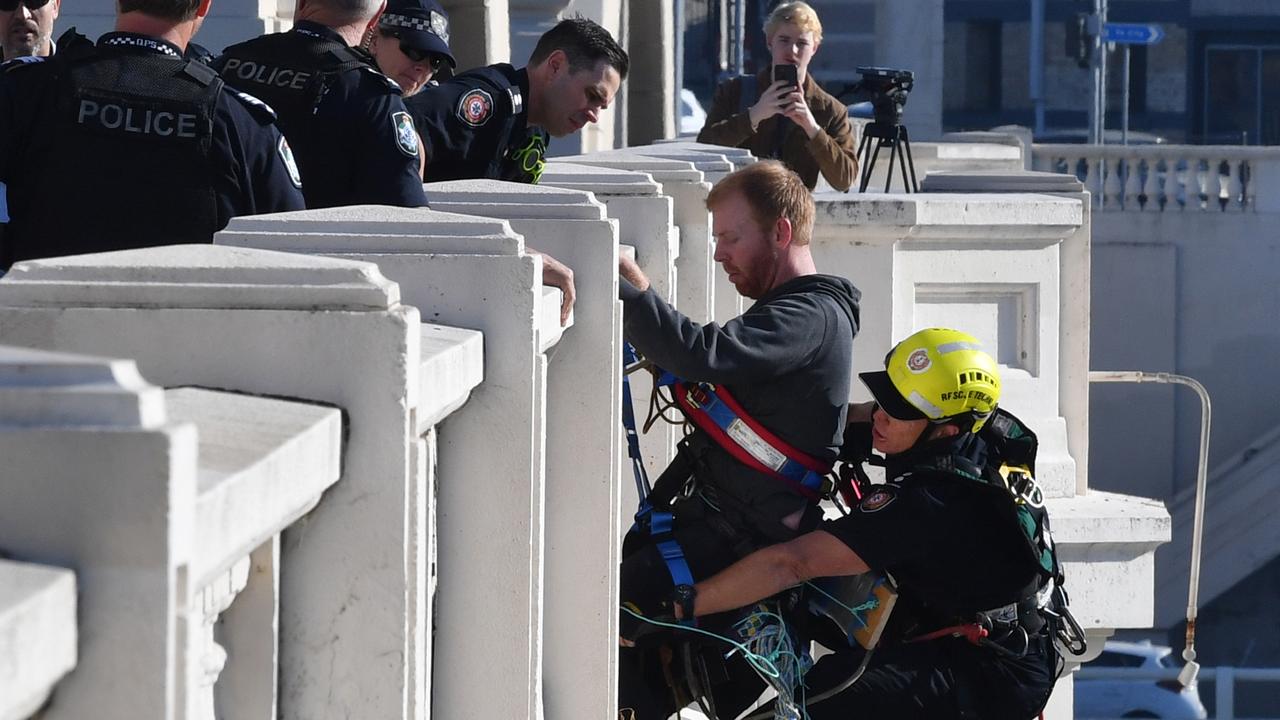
[1031,143,1280,214]
[0,141,1177,720]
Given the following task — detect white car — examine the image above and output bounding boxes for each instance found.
[1075,641,1207,719]
[679,89,707,136]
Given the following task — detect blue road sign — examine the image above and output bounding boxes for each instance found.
[1103,23,1165,45]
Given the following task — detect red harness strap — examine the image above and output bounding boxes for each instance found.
[907,623,990,646]
[672,380,831,501]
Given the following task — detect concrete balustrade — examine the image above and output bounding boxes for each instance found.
[0,556,76,720]
[1032,143,1280,213]
[423,179,623,720]
[0,246,435,720]
[214,207,555,720]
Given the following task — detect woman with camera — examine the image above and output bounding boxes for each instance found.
[696,1,858,191]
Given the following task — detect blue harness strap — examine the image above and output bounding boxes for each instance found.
[623,344,697,625]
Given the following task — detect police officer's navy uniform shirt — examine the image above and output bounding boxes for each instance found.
[405,63,549,182]
[214,22,429,209]
[0,31,305,270]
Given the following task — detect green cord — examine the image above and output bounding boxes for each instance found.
[621,605,784,679]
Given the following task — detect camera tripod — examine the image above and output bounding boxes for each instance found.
[856,122,919,193]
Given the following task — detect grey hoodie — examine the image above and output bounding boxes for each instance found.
[622,273,861,529]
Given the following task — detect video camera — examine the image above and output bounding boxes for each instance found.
[852,66,914,125]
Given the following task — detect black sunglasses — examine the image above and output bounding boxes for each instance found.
[0,0,52,11]
[399,43,444,70]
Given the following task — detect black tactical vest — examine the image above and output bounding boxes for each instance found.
[4,35,221,266]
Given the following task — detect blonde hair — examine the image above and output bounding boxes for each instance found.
[764,1,823,44]
[706,161,815,246]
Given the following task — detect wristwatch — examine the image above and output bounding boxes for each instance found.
[672,583,697,620]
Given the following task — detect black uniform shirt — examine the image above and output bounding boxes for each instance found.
[213,21,428,208]
[405,63,550,182]
[0,32,305,268]
[821,436,1039,633]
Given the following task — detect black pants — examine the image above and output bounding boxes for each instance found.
[618,517,771,719]
[803,632,1059,720]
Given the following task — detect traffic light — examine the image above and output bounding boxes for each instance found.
[1067,13,1092,69]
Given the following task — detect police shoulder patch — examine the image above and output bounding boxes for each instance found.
[392,111,419,157]
[457,87,494,127]
[859,486,898,513]
[1,55,46,74]
[362,65,403,94]
[277,135,302,189]
[229,89,277,122]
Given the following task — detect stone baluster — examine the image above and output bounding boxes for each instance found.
[1123,154,1143,211]
[1103,156,1123,210]
[1141,156,1161,212]
[1083,155,1101,208]
[193,557,252,720]
[1225,158,1245,213]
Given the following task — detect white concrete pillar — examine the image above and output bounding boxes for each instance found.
[424,179,622,720]
[0,343,195,720]
[553,153,715,325]
[0,246,423,720]
[441,0,511,67]
[0,557,76,720]
[538,162,682,493]
[625,1,676,145]
[215,207,552,720]
[875,0,944,141]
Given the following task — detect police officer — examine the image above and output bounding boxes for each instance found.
[405,16,627,184]
[0,0,305,271]
[214,0,428,208]
[0,0,59,60]
[363,0,453,99]
[624,328,1071,720]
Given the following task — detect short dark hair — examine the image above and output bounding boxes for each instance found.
[529,16,629,79]
[118,0,204,22]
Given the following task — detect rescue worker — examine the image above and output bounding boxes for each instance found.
[615,160,861,719]
[362,0,453,98]
[0,0,305,271]
[697,2,858,191]
[214,0,428,208]
[626,328,1067,720]
[404,15,627,184]
[0,0,58,59]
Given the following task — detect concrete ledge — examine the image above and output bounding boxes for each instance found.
[1049,490,1172,630]
[0,345,165,429]
[813,193,1082,241]
[0,560,76,720]
[417,324,484,432]
[0,245,400,310]
[166,388,343,589]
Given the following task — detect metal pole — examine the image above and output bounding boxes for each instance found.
[1088,370,1212,688]
[1122,45,1131,145]
[674,0,685,129]
[1099,0,1109,144]
[732,0,746,75]
[1030,0,1046,135]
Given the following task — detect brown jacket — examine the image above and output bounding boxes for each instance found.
[696,69,858,191]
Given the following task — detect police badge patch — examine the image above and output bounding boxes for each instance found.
[430,10,450,43]
[278,136,302,189]
[392,111,419,157]
[860,486,897,513]
[457,88,494,127]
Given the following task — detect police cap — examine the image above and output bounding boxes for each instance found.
[379,0,456,68]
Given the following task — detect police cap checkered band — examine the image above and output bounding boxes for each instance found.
[382,13,444,40]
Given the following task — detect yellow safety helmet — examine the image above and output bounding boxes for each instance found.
[859,328,1001,433]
